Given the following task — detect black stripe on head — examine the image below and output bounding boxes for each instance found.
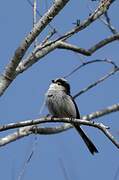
[52,78,70,95]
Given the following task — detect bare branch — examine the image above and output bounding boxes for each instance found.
[33,0,37,48]
[41,29,57,46]
[88,33,119,54]
[59,157,70,180]
[31,124,71,135]
[0,0,118,151]
[27,0,42,18]
[0,126,32,146]
[83,103,119,120]
[101,12,118,34]
[0,103,119,133]
[0,103,119,148]
[17,129,37,180]
[27,0,58,32]
[0,120,109,147]
[0,0,69,96]
[64,58,118,78]
[45,1,116,46]
[0,109,119,148]
[58,33,119,55]
[58,41,91,56]
[73,66,119,98]
[0,0,116,96]
[16,31,119,75]
[89,1,118,35]
[15,0,117,75]
[100,124,119,149]
[0,125,72,147]
[51,0,116,42]
[113,165,119,180]
[16,41,60,74]
[64,58,119,98]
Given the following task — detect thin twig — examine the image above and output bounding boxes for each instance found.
[17,2,38,180]
[64,58,118,78]
[113,165,119,180]
[33,0,37,47]
[73,66,119,99]
[104,12,118,34]
[59,157,70,180]
[57,33,119,56]
[26,0,57,31]
[45,0,116,43]
[17,136,38,180]
[88,1,118,34]
[15,40,60,74]
[40,29,57,46]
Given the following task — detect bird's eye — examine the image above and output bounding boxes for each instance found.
[57,82,61,85]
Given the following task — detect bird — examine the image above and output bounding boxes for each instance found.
[45,78,98,155]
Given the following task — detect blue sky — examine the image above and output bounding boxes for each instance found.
[0,1,119,180]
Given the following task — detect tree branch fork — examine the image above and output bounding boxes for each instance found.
[0,0,117,95]
[0,0,118,153]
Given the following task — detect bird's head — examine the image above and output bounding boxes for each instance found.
[49,78,70,94]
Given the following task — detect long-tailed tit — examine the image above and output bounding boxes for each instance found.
[45,78,98,155]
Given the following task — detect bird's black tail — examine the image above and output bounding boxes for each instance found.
[74,124,98,155]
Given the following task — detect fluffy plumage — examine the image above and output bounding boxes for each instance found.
[46,78,98,155]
